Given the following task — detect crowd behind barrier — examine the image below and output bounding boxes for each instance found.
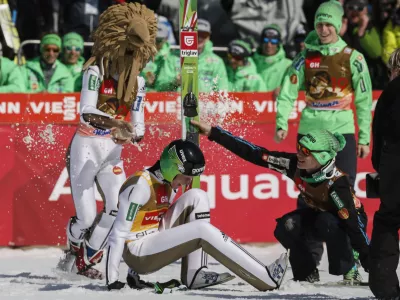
[0,0,395,96]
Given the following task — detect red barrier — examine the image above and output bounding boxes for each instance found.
[0,92,381,246]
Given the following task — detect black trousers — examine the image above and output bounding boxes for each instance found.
[369,141,400,299]
[296,134,358,266]
[274,208,364,280]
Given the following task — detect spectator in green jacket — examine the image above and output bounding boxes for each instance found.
[226,39,266,92]
[23,33,74,93]
[253,24,292,96]
[341,0,386,89]
[61,32,85,92]
[198,19,229,93]
[0,43,25,92]
[141,21,180,92]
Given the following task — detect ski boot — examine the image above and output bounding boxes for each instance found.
[189,267,235,289]
[75,240,104,279]
[267,252,289,288]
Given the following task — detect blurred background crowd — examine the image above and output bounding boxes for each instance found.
[0,0,398,93]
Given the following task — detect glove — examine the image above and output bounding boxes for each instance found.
[108,280,126,290]
[111,120,134,144]
[127,269,154,289]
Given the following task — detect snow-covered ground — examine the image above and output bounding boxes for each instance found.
[0,243,375,300]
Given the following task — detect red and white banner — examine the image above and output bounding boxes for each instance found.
[0,91,382,125]
[0,92,381,246]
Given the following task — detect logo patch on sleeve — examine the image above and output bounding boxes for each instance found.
[126,203,139,221]
[330,191,344,209]
[290,74,298,84]
[195,212,210,220]
[88,74,100,91]
[338,208,349,219]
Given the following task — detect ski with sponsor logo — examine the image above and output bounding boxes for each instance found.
[180,0,199,190]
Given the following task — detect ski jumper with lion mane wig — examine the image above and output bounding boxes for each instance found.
[65,2,157,279]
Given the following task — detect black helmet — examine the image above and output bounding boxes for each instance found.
[160,139,205,182]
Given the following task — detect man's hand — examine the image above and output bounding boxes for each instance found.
[272,87,281,101]
[108,280,126,291]
[357,11,369,37]
[358,144,370,158]
[145,72,155,86]
[274,129,288,143]
[111,120,135,145]
[190,120,212,136]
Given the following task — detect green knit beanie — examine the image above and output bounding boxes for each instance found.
[314,0,344,34]
[40,34,62,52]
[299,129,346,166]
[62,32,84,49]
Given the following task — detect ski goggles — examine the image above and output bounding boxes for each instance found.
[346,5,365,11]
[297,143,325,156]
[65,46,82,52]
[263,37,280,45]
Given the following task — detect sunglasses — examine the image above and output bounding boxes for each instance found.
[65,46,82,52]
[297,143,325,156]
[263,37,279,45]
[44,47,60,53]
[346,5,365,12]
[227,53,244,61]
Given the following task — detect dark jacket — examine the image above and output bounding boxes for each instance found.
[209,126,370,270]
[372,75,400,171]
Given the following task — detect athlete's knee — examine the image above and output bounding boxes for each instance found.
[195,221,215,241]
[274,215,300,247]
[184,188,210,209]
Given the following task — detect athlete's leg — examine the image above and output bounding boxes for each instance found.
[123,221,286,291]
[159,188,211,285]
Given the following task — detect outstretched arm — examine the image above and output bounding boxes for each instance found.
[191,120,297,179]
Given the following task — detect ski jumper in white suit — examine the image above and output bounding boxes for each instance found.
[106,160,288,291]
[66,65,146,267]
[61,1,158,280]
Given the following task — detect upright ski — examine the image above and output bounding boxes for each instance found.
[180,0,199,189]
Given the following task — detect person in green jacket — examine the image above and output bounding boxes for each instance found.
[23,33,74,93]
[197,19,228,93]
[226,39,266,92]
[61,32,85,92]
[0,53,25,92]
[141,21,180,92]
[275,0,372,283]
[341,0,386,89]
[253,24,292,95]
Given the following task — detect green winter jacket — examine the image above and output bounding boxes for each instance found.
[142,42,180,92]
[0,57,25,92]
[382,20,400,64]
[65,56,85,92]
[253,46,292,91]
[226,59,266,92]
[199,41,229,93]
[23,57,74,93]
[276,31,372,145]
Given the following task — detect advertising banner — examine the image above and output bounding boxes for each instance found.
[0,92,380,245]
